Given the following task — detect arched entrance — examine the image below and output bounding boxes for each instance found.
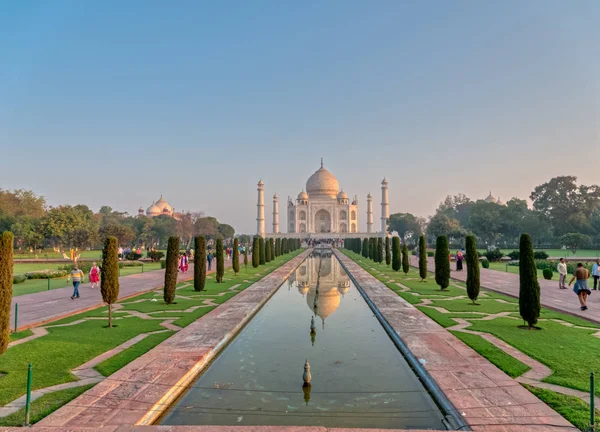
[314,209,331,233]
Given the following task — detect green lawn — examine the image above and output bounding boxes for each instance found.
[0,250,301,416]
[478,249,600,258]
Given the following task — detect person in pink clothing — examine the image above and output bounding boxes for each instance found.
[89,262,101,288]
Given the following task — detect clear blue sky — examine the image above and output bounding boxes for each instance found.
[1,0,598,233]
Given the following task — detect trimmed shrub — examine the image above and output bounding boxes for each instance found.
[252,237,260,268]
[519,234,541,328]
[124,251,142,261]
[402,243,410,275]
[481,259,490,269]
[101,236,120,328]
[542,268,553,280]
[427,251,434,257]
[362,239,369,258]
[508,250,520,260]
[13,274,27,284]
[233,238,240,275]
[259,237,266,265]
[377,238,383,263]
[434,235,450,290]
[418,235,427,281]
[163,237,180,304]
[147,250,165,262]
[244,243,248,268]
[391,236,401,271]
[385,237,391,266]
[25,269,69,279]
[369,238,376,260]
[0,231,14,354]
[265,238,271,263]
[484,248,503,262]
[465,236,480,304]
[534,251,549,260]
[194,236,206,291]
[269,238,274,261]
[216,238,224,283]
[160,260,167,269]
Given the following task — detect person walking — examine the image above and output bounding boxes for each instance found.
[179,253,188,273]
[89,262,101,289]
[557,258,568,289]
[592,259,600,290]
[456,251,464,271]
[207,252,213,270]
[569,263,591,311]
[69,264,85,300]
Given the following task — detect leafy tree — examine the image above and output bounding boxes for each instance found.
[0,231,14,354]
[195,216,220,239]
[377,237,383,263]
[467,201,504,247]
[194,236,206,291]
[362,238,368,258]
[259,237,266,265]
[99,224,136,246]
[216,238,224,282]
[164,237,180,304]
[519,234,541,327]
[101,236,120,327]
[391,236,401,271]
[426,213,464,243]
[0,189,46,219]
[418,235,427,281]
[387,213,423,244]
[233,238,240,275]
[11,217,43,251]
[434,235,450,290]
[559,233,592,255]
[465,235,480,303]
[252,237,260,268]
[402,243,410,274]
[218,223,235,240]
[385,237,391,265]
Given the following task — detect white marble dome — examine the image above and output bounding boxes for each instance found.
[306,164,339,198]
[146,202,161,217]
[484,191,498,204]
[155,196,172,214]
[337,190,348,200]
[297,190,309,200]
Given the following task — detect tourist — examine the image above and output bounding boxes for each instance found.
[557,258,568,289]
[592,259,600,290]
[179,253,188,273]
[69,264,85,300]
[569,263,591,311]
[89,262,101,289]
[456,251,463,271]
[118,246,123,260]
[207,252,213,270]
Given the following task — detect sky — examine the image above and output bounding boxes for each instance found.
[1,0,599,233]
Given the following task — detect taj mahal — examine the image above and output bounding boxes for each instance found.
[256,160,389,239]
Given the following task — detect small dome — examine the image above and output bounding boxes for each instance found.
[484,191,498,204]
[155,196,172,213]
[146,202,161,216]
[497,197,506,206]
[306,162,339,198]
[337,190,348,200]
[138,207,144,212]
[297,190,309,200]
[298,283,309,296]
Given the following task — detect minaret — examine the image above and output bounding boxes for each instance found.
[381,178,389,237]
[257,179,265,237]
[366,193,373,233]
[272,193,279,234]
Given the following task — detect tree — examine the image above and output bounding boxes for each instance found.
[362,238,369,258]
[176,212,198,250]
[391,236,401,271]
[164,237,180,304]
[418,235,427,281]
[101,236,120,327]
[265,238,271,263]
[402,243,410,274]
[194,236,206,291]
[377,238,383,263]
[426,213,464,244]
[244,243,248,269]
[519,234,541,328]
[252,237,260,268]
[216,238,224,282]
[217,223,235,240]
[369,238,376,260]
[385,237,391,266]
[0,231,14,354]
[233,238,240,275]
[434,235,450,290]
[467,201,504,247]
[259,237,266,265]
[99,224,136,246]
[388,213,423,244]
[195,217,220,239]
[465,235,480,304]
[559,233,592,255]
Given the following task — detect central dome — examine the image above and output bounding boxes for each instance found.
[306,162,339,198]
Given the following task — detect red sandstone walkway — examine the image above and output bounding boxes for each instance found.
[410,255,600,325]
[9,259,237,331]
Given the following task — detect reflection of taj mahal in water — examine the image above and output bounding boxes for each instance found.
[256,159,390,239]
[288,255,351,329]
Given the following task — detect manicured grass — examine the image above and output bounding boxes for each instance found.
[9,329,33,342]
[94,331,175,377]
[478,249,600,258]
[0,384,95,427]
[523,384,600,431]
[416,306,482,328]
[450,331,531,378]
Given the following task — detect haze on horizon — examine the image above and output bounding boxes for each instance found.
[1,0,598,234]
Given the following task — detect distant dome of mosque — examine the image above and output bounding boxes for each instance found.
[306,160,339,199]
[155,196,172,214]
[484,191,498,204]
[337,190,348,200]
[146,202,161,217]
[297,190,309,200]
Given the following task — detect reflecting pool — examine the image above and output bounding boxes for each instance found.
[161,253,445,429]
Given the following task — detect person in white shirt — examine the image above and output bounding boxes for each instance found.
[557,258,568,290]
[592,259,600,291]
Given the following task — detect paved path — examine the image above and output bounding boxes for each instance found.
[411,256,600,325]
[10,259,239,331]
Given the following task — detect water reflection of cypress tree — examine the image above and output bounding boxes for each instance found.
[302,382,312,405]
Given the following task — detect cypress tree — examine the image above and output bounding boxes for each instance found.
[216,238,224,282]
[418,235,427,281]
[243,242,248,269]
[270,238,275,260]
[266,238,272,263]
[252,237,260,268]
[402,243,410,274]
[362,238,369,258]
[281,238,286,254]
[434,235,450,290]
[164,236,179,305]
[0,231,14,354]
[385,237,391,266]
[369,238,375,260]
[259,237,266,265]
[391,236,401,271]
[233,238,240,275]
[377,237,383,263]
[194,236,206,291]
[519,233,541,328]
[101,236,120,327]
[465,235,480,304]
